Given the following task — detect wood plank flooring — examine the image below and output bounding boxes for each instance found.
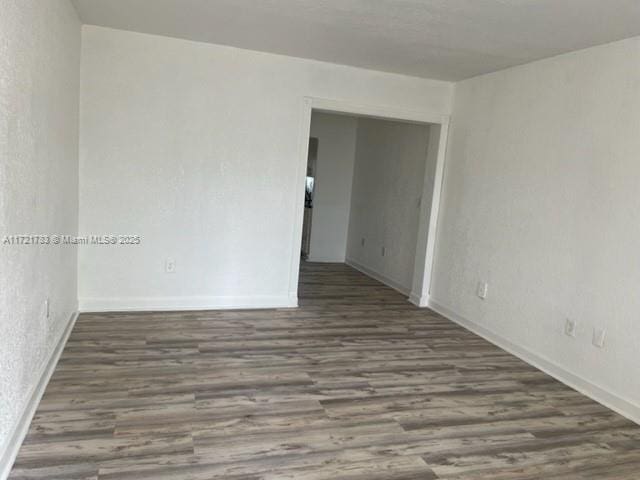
[10,262,640,479]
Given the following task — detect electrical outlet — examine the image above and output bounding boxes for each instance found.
[361,238,365,247]
[565,319,577,338]
[381,246,386,257]
[165,257,176,273]
[592,328,606,348]
[476,281,488,300]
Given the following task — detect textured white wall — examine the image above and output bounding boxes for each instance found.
[308,113,357,263]
[0,0,80,456]
[433,36,640,416]
[346,118,430,293]
[78,26,452,310]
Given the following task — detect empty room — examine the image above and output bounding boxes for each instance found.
[1,1,640,479]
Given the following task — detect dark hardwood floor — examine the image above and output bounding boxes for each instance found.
[9,262,640,479]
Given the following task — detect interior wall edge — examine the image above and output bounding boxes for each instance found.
[0,310,79,480]
[427,298,640,426]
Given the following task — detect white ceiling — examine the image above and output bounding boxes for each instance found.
[72,0,640,81]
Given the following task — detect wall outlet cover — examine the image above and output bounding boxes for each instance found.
[565,319,577,338]
[476,281,488,299]
[592,328,606,348]
[165,257,176,273]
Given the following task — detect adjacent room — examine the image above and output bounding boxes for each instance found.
[2,1,640,479]
[301,111,438,301]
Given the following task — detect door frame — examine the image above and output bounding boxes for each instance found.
[288,96,450,307]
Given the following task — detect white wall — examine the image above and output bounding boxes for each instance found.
[78,26,453,311]
[0,0,80,465]
[433,36,640,420]
[308,113,357,262]
[346,118,431,294]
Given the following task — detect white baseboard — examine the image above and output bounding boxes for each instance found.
[428,298,640,426]
[0,310,79,480]
[306,256,345,263]
[408,292,429,307]
[345,258,411,296]
[78,295,296,312]
[288,293,299,308]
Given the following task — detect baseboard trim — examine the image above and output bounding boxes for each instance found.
[345,258,411,296]
[78,295,296,312]
[408,292,429,307]
[428,298,640,426]
[306,256,345,263]
[288,293,299,308]
[0,310,79,480]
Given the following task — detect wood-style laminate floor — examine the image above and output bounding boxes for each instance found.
[10,262,640,479]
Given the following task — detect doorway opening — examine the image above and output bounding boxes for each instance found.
[290,98,449,308]
[301,137,318,260]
